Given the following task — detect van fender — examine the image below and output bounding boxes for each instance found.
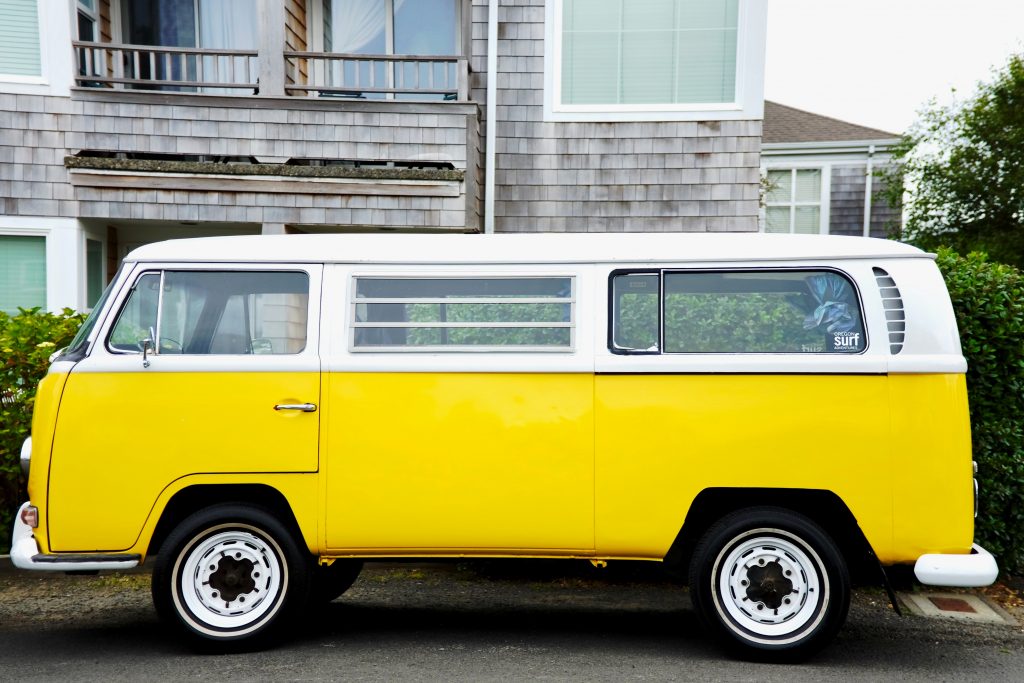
[663,487,880,584]
[127,473,319,562]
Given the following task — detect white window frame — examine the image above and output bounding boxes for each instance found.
[543,0,767,122]
[0,0,72,96]
[0,217,81,312]
[81,227,107,312]
[348,273,577,353]
[760,164,831,235]
[76,0,99,41]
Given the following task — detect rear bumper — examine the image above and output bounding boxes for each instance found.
[10,502,141,572]
[914,543,999,587]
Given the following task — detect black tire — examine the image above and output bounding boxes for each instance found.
[152,504,311,648]
[688,506,850,662]
[310,559,364,604]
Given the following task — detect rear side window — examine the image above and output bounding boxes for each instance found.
[351,276,575,351]
[108,271,309,355]
[610,270,865,354]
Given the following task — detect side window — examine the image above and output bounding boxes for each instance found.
[352,276,574,351]
[108,271,309,355]
[610,270,866,354]
[611,273,659,352]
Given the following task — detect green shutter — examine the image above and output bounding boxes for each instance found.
[561,0,738,106]
[0,235,47,314]
[86,238,103,308]
[0,0,41,77]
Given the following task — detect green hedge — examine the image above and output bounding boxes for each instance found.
[936,249,1024,575]
[0,308,85,553]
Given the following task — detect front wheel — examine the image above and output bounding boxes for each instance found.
[152,504,310,648]
[688,507,850,662]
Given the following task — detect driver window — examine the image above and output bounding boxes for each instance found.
[107,270,309,355]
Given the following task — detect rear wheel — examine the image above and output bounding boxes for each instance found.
[152,504,310,648]
[688,507,850,661]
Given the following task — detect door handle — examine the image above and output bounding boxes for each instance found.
[274,403,317,412]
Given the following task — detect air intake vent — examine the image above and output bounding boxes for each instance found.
[873,267,905,354]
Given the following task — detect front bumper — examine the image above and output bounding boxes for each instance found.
[914,543,999,587]
[10,502,141,572]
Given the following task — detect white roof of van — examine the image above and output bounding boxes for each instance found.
[125,233,929,265]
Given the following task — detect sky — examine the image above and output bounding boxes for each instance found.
[764,0,1024,134]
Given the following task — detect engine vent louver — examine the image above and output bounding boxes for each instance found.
[873,267,905,354]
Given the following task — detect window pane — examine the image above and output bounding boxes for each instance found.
[611,273,659,351]
[765,206,791,233]
[331,0,386,53]
[766,170,791,203]
[561,0,738,106]
[111,272,309,354]
[355,327,571,348]
[395,0,456,55]
[109,273,160,352]
[0,235,46,314]
[0,0,41,76]
[663,271,865,353]
[356,277,572,299]
[794,169,822,202]
[86,239,104,308]
[353,276,574,350]
[794,206,821,234]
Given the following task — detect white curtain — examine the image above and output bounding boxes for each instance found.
[199,0,257,89]
[331,0,405,53]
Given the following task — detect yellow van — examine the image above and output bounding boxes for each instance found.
[11,233,997,658]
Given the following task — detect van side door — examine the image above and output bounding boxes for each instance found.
[321,265,595,554]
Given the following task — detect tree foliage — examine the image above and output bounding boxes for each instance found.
[884,54,1024,267]
[936,250,1024,574]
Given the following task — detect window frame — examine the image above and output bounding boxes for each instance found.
[543,0,767,122]
[608,266,869,356]
[761,165,831,235]
[0,0,73,96]
[349,273,577,353]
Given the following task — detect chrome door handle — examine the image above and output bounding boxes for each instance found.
[274,403,317,412]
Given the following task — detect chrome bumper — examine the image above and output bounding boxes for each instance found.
[914,543,999,587]
[10,502,141,572]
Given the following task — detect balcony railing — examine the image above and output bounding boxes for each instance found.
[72,41,470,101]
[73,41,259,91]
[284,52,469,100]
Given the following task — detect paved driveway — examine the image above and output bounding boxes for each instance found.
[1,560,1022,681]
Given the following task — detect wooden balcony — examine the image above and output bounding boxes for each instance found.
[73,41,259,92]
[284,52,469,101]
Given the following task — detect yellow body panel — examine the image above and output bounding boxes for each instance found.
[595,374,895,559]
[48,371,319,552]
[25,369,71,553]
[323,373,594,553]
[888,374,974,561]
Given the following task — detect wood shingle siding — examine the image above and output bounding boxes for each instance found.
[285,0,308,85]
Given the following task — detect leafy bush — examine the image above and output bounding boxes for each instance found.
[0,307,85,553]
[936,249,1024,574]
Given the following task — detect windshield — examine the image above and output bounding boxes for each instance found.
[62,265,123,360]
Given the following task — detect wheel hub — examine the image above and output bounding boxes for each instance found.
[207,554,257,604]
[744,559,794,610]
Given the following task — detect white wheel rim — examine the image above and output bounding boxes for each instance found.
[711,528,830,645]
[172,524,287,637]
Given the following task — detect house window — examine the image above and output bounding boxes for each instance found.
[77,0,98,42]
[86,238,104,309]
[0,235,46,314]
[0,0,42,78]
[546,0,765,121]
[764,168,824,234]
[561,0,738,106]
[351,276,575,351]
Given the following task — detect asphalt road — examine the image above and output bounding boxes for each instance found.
[1,560,1022,682]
